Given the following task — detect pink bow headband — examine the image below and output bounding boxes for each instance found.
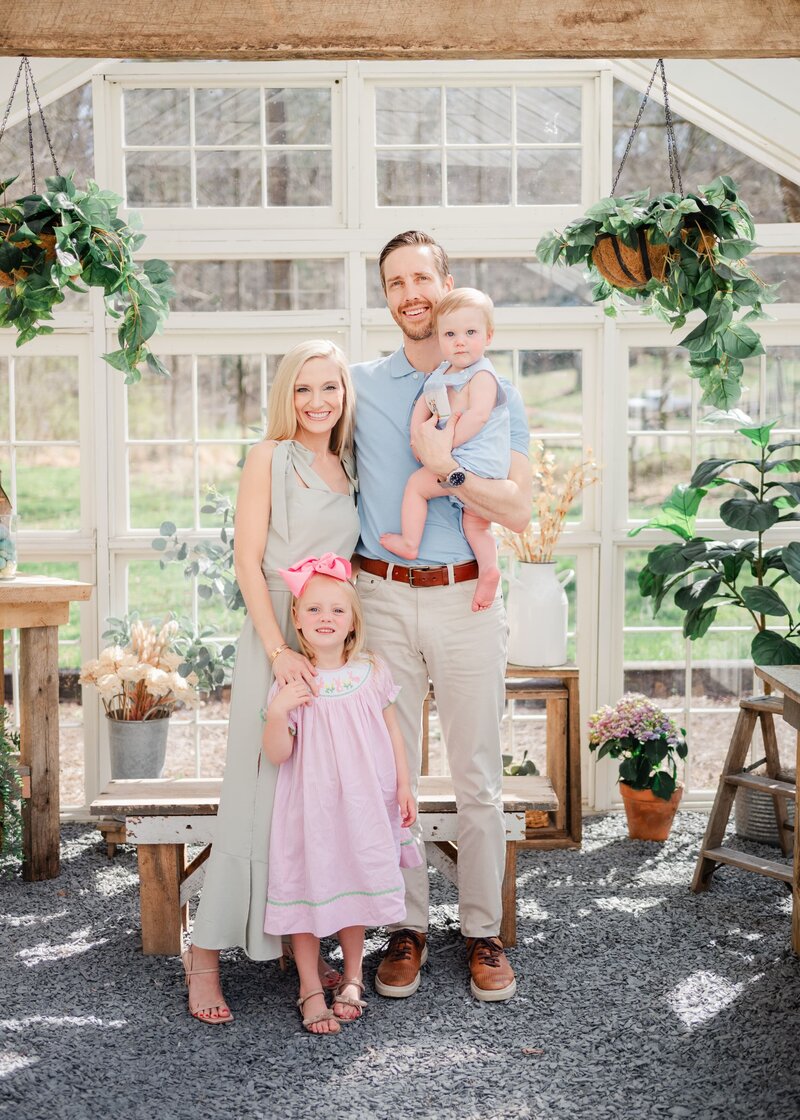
[278,553,353,597]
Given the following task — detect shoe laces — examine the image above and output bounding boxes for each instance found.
[382,929,424,962]
[467,937,505,969]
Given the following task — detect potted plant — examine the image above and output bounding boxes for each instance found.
[0,705,23,871]
[588,693,688,841]
[80,617,202,779]
[0,172,173,384]
[536,176,779,410]
[631,419,800,665]
[497,441,599,666]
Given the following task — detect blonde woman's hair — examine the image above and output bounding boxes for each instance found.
[433,287,495,334]
[265,340,355,458]
[292,575,368,665]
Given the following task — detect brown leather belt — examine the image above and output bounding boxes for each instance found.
[357,555,479,588]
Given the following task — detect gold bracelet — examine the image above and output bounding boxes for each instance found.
[269,642,289,664]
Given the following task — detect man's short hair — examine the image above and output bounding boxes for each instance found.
[378,231,450,290]
[433,287,495,334]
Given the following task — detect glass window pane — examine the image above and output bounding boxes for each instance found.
[2,84,93,200]
[14,357,79,441]
[753,255,800,302]
[0,359,8,438]
[16,445,80,529]
[196,150,262,207]
[127,557,193,620]
[629,434,691,520]
[518,149,581,204]
[517,87,581,144]
[446,87,511,144]
[126,150,191,207]
[129,444,195,529]
[376,87,440,145]
[694,433,763,520]
[765,347,800,430]
[689,708,740,791]
[197,356,262,439]
[195,87,261,146]
[447,149,511,206]
[613,79,796,223]
[169,259,345,312]
[127,356,193,440]
[624,629,687,705]
[124,88,189,146]
[198,444,245,527]
[377,150,441,206]
[532,439,591,522]
[519,350,582,435]
[267,151,331,206]
[628,349,692,433]
[265,88,331,145]
[624,549,686,629]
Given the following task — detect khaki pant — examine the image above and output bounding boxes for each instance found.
[356,568,507,938]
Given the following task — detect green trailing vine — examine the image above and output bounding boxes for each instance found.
[0,705,23,872]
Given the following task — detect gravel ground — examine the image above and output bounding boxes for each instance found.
[1,814,798,1120]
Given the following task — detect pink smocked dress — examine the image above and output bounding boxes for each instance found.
[264,655,422,938]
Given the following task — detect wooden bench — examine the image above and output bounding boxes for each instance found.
[90,773,558,956]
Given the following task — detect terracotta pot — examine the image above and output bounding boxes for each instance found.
[591,232,671,290]
[619,781,683,841]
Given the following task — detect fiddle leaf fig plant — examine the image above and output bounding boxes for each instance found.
[0,172,173,383]
[631,419,800,665]
[537,177,779,411]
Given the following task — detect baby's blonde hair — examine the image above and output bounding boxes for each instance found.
[265,339,355,458]
[292,574,367,665]
[433,287,495,334]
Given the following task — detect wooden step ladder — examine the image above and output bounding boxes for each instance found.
[692,694,795,892]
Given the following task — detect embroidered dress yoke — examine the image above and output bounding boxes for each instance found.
[191,440,360,960]
[264,656,421,939]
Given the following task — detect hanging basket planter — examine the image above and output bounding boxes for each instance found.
[536,59,779,411]
[0,57,173,384]
[591,230,672,290]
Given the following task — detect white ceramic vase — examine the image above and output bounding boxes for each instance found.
[507,561,573,667]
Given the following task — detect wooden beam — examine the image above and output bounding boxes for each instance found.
[1,1,798,59]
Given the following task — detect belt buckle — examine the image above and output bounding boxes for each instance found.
[406,565,445,588]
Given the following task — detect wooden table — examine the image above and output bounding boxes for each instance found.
[0,575,93,881]
[755,665,800,954]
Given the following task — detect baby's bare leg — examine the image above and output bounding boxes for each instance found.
[380,467,444,560]
[462,509,500,612]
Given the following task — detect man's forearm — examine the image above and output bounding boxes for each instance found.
[458,471,530,532]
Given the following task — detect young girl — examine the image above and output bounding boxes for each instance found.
[262,554,420,1036]
[183,341,360,1025]
[380,287,511,613]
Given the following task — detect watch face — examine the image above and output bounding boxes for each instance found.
[448,469,467,487]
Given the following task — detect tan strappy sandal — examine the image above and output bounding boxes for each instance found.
[181,948,234,1025]
[297,987,340,1034]
[332,977,367,1022]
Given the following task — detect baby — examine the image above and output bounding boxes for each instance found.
[380,287,510,612]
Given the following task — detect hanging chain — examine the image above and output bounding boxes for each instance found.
[0,56,61,193]
[611,58,684,198]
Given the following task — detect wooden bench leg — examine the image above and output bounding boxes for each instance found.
[137,843,186,956]
[499,840,517,947]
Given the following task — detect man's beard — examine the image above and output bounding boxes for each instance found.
[391,304,435,342]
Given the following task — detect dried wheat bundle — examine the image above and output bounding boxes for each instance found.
[498,442,600,563]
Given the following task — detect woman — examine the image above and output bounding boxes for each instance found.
[182,340,360,1023]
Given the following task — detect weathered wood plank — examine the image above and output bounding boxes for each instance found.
[1,1,797,59]
[138,844,185,956]
[19,626,60,882]
[500,840,517,947]
[701,845,793,884]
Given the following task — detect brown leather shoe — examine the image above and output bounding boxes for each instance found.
[465,937,517,1001]
[374,929,428,998]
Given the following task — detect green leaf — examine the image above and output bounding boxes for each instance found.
[645,542,693,575]
[751,630,800,666]
[737,420,778,448]
[151,537,167,551]
[674,574,723,609]
[683,605,717,640]
[783,542,800,584]
[101,348,135,373]
[717,238,757,259]
[690,458,751,487]
[719,498,779,532]
[651,771,678,800]
[536,234,565,266]
[160,520,177,536]
[740,585,790,616]
[719,322,764,359]
[679,319,717,355]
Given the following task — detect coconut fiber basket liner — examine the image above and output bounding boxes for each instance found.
[591,232,672,290]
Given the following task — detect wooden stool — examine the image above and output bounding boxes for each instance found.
[692,695,795,892]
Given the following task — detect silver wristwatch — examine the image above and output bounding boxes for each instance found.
[439,467,467,488]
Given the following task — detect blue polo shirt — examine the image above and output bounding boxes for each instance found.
[352,347,530,566]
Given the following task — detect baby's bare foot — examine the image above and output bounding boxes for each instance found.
[472,567,500,612]
[380,532,419,561]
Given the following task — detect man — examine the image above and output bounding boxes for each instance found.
[351,231,531,1001]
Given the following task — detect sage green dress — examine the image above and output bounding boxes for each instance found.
[192,440,360,960]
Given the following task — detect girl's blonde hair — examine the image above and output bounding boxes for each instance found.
[433,287,495,334]
[292,575,367,665]
[265,340,355,458]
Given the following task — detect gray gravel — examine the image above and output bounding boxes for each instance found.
[1,814,798,1120]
